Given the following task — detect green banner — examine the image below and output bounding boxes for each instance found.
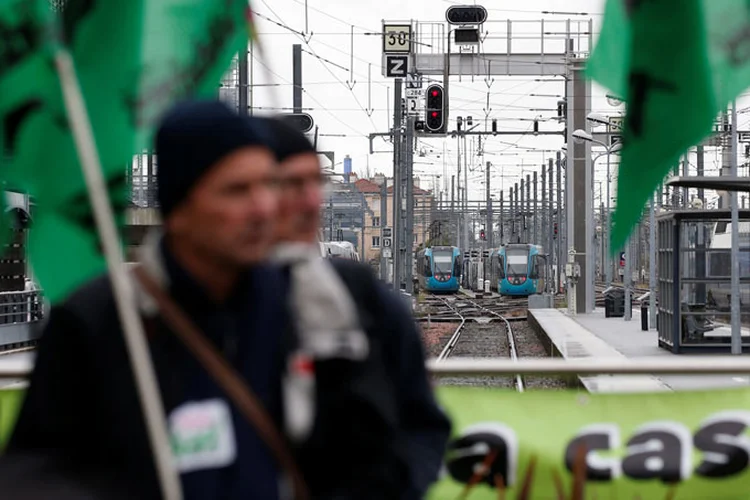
[429,387,750,499]
[0,388,24,450]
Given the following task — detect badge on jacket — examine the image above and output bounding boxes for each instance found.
[169,399,237,473]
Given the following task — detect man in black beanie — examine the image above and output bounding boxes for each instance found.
[155,99,279,272]
[5,101,296,499]
[264,116,451,500]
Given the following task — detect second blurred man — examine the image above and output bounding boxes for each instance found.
[264,116,451,500]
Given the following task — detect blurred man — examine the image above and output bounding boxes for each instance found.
[5,101,287,499]
[264,117,452,500]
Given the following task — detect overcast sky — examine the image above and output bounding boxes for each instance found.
[247,0,750,206]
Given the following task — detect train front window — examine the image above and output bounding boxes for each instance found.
[506,250,529,276]
[433,253,454,274]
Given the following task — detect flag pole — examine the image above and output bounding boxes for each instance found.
[52,48,182,500]
[730,100,741,354]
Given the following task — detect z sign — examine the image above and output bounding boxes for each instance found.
[385,55,409,77]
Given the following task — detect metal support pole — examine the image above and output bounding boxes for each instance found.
[392,78,403,291]
[624,234,632,321]
[524,175,530,244]
[511,185,516,241]
[463,134,469,252]
[721,110,732,209]
[249,38,254,114]
[405,115,415,294]
[520,179,525,243]
[597,202,607,279]
[456,135,462,249]
[500,190,504,245]
[380,181,388,282]
[568,67,592,314]
[548,158,554,292]
[533,170,538,245]
[649,192,656,329]
[328,198,333,241]
[730,100,741,354]
[605,152,611,286]
[696,145,707,304]
[556,152,563,294]
[513,184,523,243]
[451,175,455,213]
[486,161,493,248]
[697,145,705,205]
[682,152,689,208]
[541,163,547,253]
[293,44,302,113]
[238,44,248,115]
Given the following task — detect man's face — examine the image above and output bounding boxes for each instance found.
[166,146,278,266]
[276,152,323,243]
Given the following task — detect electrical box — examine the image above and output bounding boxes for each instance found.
[565,263,581,278]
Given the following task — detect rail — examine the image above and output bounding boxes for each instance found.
[436,299,466,361]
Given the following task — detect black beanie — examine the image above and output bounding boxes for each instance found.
[155,100,273,216]
[258,116,317,163]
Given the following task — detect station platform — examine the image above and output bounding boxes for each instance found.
[529,307,750,393]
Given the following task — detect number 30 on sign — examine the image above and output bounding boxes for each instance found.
[382,24,411,54]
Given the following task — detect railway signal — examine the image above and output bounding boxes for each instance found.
[445,5,488,25]
[279,112,314,133]
[425,84,445,133]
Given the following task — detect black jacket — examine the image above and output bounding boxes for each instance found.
[3,258,450,499]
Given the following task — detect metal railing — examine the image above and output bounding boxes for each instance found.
[0,290,44,325]
[428,357,750,376]
[5,356,750,381]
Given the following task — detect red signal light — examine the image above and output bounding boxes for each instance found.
[431,89,439,97]
[431,111,438,117]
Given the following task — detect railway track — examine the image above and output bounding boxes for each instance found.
[419,293,570,390]
[464,298,524,392]
[432,297,524,390]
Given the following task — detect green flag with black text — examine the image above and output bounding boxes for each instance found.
[0,0,252,302]
[587,0,750,253]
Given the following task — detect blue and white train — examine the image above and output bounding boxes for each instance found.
[416,246,462,293]
[485,243,546,296]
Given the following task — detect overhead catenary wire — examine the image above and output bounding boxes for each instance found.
[257,0,380,131]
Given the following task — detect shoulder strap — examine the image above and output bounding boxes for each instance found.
[132,266,309,500]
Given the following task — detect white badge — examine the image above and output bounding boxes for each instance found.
[169,398,237,473]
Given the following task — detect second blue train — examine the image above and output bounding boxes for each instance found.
[485,243,546,296]
[416,246,462,293]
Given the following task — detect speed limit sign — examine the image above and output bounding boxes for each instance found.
[382,24,412,54]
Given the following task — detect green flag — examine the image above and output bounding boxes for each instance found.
[0,0,252,302]
[587,0,750,253]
